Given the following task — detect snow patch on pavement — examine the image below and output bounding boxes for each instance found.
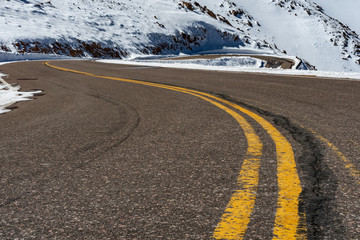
[0,73,41,114]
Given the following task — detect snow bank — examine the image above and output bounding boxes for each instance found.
[98,58,360,80]
[100,56,265,71]
[136,56,266,69]
[0,52,75,62]
[197,47,276,55]
[0,73,41,114]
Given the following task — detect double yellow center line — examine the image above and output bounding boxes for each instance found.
[44,62,305,239]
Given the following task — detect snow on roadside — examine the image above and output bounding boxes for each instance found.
[128,48,304,70]
[135,56,266,69]
[98,58,360,80]
[0,52,76,62]
[0,73,41,114]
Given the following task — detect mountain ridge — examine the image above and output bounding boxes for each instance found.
[0,0,359,72]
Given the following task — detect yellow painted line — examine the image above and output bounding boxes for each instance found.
[44,62,263,238]
[45,62,305,239]
[212,122,262,237]
[220,101,304,239]
[314,135,360,185]
[173,88,305,239]
[178,93,305,238]
[185,94,263,239]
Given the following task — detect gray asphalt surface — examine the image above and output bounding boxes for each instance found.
[0,60,359,239]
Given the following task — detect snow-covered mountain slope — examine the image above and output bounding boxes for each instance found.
[238,0,360,72]
[0,0,272,58]
[312,0,360,35]
[0,0,359,72]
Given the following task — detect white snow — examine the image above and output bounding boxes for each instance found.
[0,72,41,114]
[312,0,360,34]
[136,56,266,69]
[0,0,359,73]
[0,52,75,62]
[98,58,360,80]
[237,0,359,72]
[0,0,241,53]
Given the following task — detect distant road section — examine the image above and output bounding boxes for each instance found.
[0,60,359,239]
[162,54,296,69]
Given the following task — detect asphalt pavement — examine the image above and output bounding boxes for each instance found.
[0,60,359,239]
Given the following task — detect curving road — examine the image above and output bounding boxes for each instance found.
[0,60,359,239]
